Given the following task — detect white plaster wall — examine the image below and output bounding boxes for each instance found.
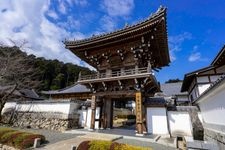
[147,107,168,135]
[78,110,87,127]
[198,82,225,126]
[16,102,71,114]
[168,111,192,137]
[210,75,221,82]
[86,107,100,129]
[198,84,211,95]
[197,76,209,83]
[177,95,189,102]
[2,102,17,114]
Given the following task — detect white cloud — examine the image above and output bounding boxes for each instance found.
[59,1,66,14]
[100,15,117,32]
[101,0,134,17]
[188,45,208,62]
[169,32,192,61]
[0,0,89,68]
[188,52,201,62]
[47,10,59,20]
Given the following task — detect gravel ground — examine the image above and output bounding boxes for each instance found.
[15,128,84,144]
[115,138,176,150]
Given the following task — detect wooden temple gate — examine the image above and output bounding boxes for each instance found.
[64,7,170,135]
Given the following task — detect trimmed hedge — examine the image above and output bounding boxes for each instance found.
[77,140,152,150]
[0,127,45,149]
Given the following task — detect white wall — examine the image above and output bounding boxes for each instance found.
[198,81,225,126]
[197,84,211,95]
[78,110,87,127]
[2,101,81,119]
[168,111,192,137]
[2,102,17,114]
[86,107,100,129]
[147,107,168,135]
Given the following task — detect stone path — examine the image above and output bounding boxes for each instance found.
[13,128,176,150]
[16,128,83,144]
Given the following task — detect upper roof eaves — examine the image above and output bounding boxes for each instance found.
[64,6,166,47]
[211,45,225,66]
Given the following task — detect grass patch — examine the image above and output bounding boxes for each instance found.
[0,127,45,149]
[77,140,152,150]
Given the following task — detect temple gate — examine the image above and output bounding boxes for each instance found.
[64,7,170,135]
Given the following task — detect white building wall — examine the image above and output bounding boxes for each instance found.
[147,107,168,135]
[197,84,211,95]
[198,82,225,126]
[2,100,81,119]
[86,107,100,129]
[168,111,192,137]
[2,102,17,114]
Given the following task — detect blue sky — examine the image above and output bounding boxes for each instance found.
[0,0,225,83]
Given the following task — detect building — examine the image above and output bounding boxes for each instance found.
[181,45,225,149]
[160,82,189,105]
[181,45,225,102]
[64,6,170,135]
[42,83,91,101]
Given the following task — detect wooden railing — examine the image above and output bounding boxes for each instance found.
[78,67,152,81]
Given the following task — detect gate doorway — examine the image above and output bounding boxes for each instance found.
[112,98,136,129]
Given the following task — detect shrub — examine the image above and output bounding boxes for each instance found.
[89,140,112,150]
[77,141,90,150]
[0,127,46,149]
[78,140,152,150]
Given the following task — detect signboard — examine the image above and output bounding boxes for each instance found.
[136,92,142,124]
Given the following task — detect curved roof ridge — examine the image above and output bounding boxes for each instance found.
[64,6,166,45]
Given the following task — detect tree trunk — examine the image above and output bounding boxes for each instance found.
[0,84,17,122]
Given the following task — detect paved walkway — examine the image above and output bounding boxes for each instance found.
[14,128,176,150]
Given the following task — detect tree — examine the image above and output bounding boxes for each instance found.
[0,46,40,121]
[165,78,182,83]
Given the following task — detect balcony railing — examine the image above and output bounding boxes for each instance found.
[78,67,152,81]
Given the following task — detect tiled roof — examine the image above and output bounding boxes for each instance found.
[64,6,166,46]
[42,84,91,95]
[0,85,41,100]
[161,82,187,96]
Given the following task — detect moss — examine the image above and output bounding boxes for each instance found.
[0,127,46,149]
[78,140,152,150]
[89,140,112,150]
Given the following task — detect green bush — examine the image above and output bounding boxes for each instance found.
[89,140,112,150]
[0,127,45,149]
[78,140,152,150]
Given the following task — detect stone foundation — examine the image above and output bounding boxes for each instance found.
[2,111,79,131]
[204,128,225,150]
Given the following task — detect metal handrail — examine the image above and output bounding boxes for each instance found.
[78,67,151,81]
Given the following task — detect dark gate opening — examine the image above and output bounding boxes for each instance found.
[112,98,136,130]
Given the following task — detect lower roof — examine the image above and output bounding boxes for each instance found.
[42,84,91,95]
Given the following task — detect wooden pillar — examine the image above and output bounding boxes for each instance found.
[135,91,143,135]
[100,98,106,129]
[90,95,96,130]
[105,97,113,128]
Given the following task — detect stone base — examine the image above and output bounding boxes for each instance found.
[204,128,225,150]
[2,112,79,131]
